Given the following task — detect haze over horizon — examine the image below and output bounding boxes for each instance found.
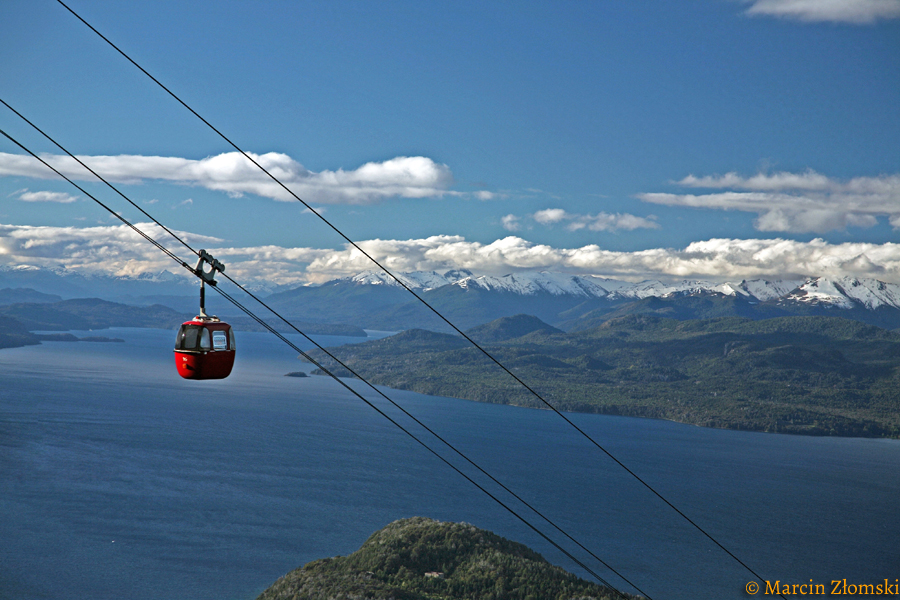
[1,0,898,287]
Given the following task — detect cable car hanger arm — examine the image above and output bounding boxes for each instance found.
[192,250,225,319]
[194,249,224,284]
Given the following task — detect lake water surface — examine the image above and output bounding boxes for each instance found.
[1,328,898,600]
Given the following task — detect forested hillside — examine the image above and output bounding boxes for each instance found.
[257,517,634,600]
[310,314,900,438]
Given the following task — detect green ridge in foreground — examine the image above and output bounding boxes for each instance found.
[256,517,636,600]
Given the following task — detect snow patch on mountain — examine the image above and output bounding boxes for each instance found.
[788,278,855,309]
[455,272,611,297]
[734,279,805,302]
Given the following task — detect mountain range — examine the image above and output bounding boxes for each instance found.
[264,269,900,331]
[5,265,900,332]
[341,268,900,308]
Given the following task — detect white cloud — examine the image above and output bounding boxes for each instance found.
[575,213,660,232]
[16,190,78,203]
[743,0,900,23]
[532,208,659,231]
[639,171,900,233]
[0,151,454,205]
[533,208,569,225]
[501,214,521,232]
[677,170,833,191]
[6,223,900,285]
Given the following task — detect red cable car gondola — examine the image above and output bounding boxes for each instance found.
[175,249,235,380]
[174,315,235,379]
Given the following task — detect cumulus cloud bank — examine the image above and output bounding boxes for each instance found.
[298,235,900,283]
[743,0,900,23]
[5,222,900,285]
[0,151,453,204]
[0,222,223,278]
[638,170,900,233]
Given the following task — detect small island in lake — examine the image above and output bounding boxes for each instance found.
[256,517,636,600]
[34,333,125,343]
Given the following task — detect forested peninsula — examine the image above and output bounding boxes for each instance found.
[257,517,634,600]
[310,314,900,438]
[0,315,40,349]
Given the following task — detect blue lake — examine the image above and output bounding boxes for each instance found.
[1,327,898,600]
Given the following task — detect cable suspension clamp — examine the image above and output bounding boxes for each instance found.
[194,249,225,318]
[194,249,225,285]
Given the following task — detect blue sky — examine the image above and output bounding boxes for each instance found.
[1,0,898,286]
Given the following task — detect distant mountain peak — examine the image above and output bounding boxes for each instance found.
[466,314,563,343]
[733,279,805,302]
[784,276,900,310]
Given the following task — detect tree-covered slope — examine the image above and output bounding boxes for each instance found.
[467,314,565,343]
[0,287,62,305]
[0,298,187,331]
[310,314,900,438]
[0,315,40,349]
[257,517,632,600]
[560,292,900,332]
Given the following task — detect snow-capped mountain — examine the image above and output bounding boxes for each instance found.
[347,269,473,290]
[454,272,613,297]
[784,277,900,310]
[9,263,900,331]
[346,270,704,299]
[728,279,807,302]
[338,269,900,312]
